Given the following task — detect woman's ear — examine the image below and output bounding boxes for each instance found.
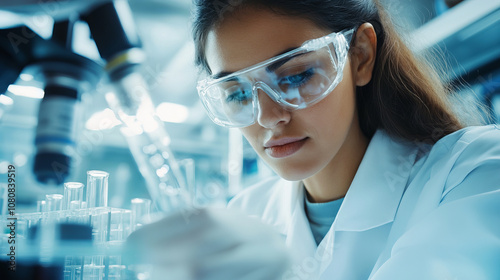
[351,23,377,87]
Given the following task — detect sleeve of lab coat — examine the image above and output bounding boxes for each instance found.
[370,127,500,280]
[370,190,500,280]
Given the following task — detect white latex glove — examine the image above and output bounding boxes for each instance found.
[124,207,291,280]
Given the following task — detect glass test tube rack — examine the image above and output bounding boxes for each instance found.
[0,170,152,280]
[1,208,134,279]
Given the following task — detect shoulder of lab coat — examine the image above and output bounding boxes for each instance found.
[371,124,500,280]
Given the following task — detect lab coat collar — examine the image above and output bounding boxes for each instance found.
[272,130,418,260]
[331,129,419,232]
[285,184,318,262]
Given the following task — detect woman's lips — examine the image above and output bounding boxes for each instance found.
[264,137,308,158]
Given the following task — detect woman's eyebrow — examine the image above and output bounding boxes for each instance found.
[211,47,302,79]
[213,71,232,79]
[266,51,310,72]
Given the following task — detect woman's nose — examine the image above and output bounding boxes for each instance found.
[256,89,291,128]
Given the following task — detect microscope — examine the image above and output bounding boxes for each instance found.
[0,0,145,186]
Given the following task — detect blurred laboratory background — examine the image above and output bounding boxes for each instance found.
[0,0,499,213]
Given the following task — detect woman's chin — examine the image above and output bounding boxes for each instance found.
[273,166,316,182]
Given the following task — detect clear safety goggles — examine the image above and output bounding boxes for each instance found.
[197,27,356,128]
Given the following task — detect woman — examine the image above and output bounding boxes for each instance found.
[191,0,500,279]
[126,1,500,279]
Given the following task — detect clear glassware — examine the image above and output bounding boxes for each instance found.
[130,198,151,231]
[84,255,105,280]
[109,209,131,242]
[91,207,110,243]
[105,72,190,213]
[86,171,109,208]
[37,200,47,212]
[46,194,63,211]
[178,158,196,203]
[63,182,84,210]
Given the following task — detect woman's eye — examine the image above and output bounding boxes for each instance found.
[278,68,315,88]
[226,88,251,103]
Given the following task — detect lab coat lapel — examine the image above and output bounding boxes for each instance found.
[279,130,419,279]
[284,181,317,265]
[318,130,419,279]
[333,130,418,232]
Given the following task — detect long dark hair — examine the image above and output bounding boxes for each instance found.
[192,0,464,143]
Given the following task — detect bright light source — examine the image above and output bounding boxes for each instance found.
[20,73,34,81]
[13,153,27,167]
[0,161,8,174]
[120,125,143,137]
[137,104,159,133]
[7,85,44,99]
[105,92,118,105]
[137,272,151,280]
[0,95,13,105]
[85,108,122,131]
[156,165,170,178]
[161,136,171,147]
[156,102,189,123]
[131,198,147,204]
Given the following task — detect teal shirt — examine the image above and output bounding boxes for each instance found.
[305,195,344,245]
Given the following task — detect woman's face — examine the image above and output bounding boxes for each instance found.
[205,7,365,181]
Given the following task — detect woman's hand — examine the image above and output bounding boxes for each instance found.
[124,207,290,280]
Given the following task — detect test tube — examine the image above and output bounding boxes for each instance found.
[37,200,47,212]
[45,194,63,211]
[122,209,132,238]
[179,158,195,202]
[86,170,109,208]
[83,255,105,280]
[91,207,110,243]
[63,182,84,210]
[131,198,151,231]
[108,255,125,280]
[109,209,128,242]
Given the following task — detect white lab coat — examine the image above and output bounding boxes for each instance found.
[228,125,500,280]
